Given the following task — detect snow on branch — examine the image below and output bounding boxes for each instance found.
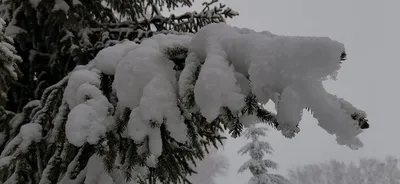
[0,21,370,183]
[189,23,369,148]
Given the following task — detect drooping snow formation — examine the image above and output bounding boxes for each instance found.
[64,68,114,147]
[62,22,368,163]
[189,23,366,148]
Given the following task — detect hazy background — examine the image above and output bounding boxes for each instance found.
[177,0,399,183]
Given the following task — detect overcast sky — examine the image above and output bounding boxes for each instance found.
[176,0,399,183]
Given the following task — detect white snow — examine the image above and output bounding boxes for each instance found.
[85,155,114,184]
[65,96,114,147]
[140,76,187,143]
[188,23,365,147]
[148,34,191,54]
[0,156,13,168]
[114,41,176,109]
[19,123,42,152]
[60,21,368,154]
[275,86,303,138]
[194,49,245,122]
[295,81,363,148]
[5,5,27,38]
[127,108,163,160]
[72,0,81,6]
[147,127,163,158]
[64,69,101,109]
[178,52,201,112]
[29,0,41,8]
[65,81,114,147]
[127,108,149,143]
[92,41,138,75]
[52,0,70,13]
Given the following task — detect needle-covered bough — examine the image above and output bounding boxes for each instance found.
[0,23,369,183]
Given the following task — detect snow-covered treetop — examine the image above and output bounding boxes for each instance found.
[238,125,290,184]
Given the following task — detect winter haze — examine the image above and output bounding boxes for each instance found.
[177,0,400,183]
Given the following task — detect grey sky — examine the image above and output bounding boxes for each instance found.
[176,0,398,183]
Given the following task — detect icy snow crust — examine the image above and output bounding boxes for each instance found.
[64,23,367,160]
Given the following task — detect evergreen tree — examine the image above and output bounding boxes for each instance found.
[288,156,400,184]
[0,0,238,112]
[0,17,21,106]
[238,125,290,184]
[0,2,370,183]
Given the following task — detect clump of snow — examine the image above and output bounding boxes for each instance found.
[52,0,70,13]
[114,34,194,160]
[64,69,101,109]
[189,23,366,148]
[126,108,148,143]
[275,86,303,137]
[140,76,187,143]
[92,41,139,75]
[19,123,42,152]
[65,70,114,147]
[72,0,81,6]
[127,108,163,159]
[114,42,175,109]
[148,34,191,53]
[0,156,13,168]
[65,88,114,147]
[5,5,27,38]
[29,0,41,8]
[148,127,163,158]
[178,52,201,111]
[65,22,368,151]
[85,155,114,184]
[194,48,245,122]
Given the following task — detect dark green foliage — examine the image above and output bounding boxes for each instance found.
[0,2,239,182]
[0,0,370,184]
[0,17,22,106]
[2,0,238,113]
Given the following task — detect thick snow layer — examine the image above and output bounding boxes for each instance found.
[0,156,12,168]
[295,81,363,148]
[52,0,69,13]
[178,52,201,112]
[148,127,163,158]
[189,23,365,147]
[66,104,103,146]
[127,108,163,160]
[72,0,81,5]
[29,0,41,8]
[140,76,188,143]
[19,123,42,152]
[114,43,175,109]
[66,83,114,147]
[64,69,101,109]
[85,155,113,184]
[127,108,149,143]
[276,86,303,137]
[92,41,138,75]
[66,104,114,146]
[68,22,367,149]
[194,49,245,122]
[147,34,191,54]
